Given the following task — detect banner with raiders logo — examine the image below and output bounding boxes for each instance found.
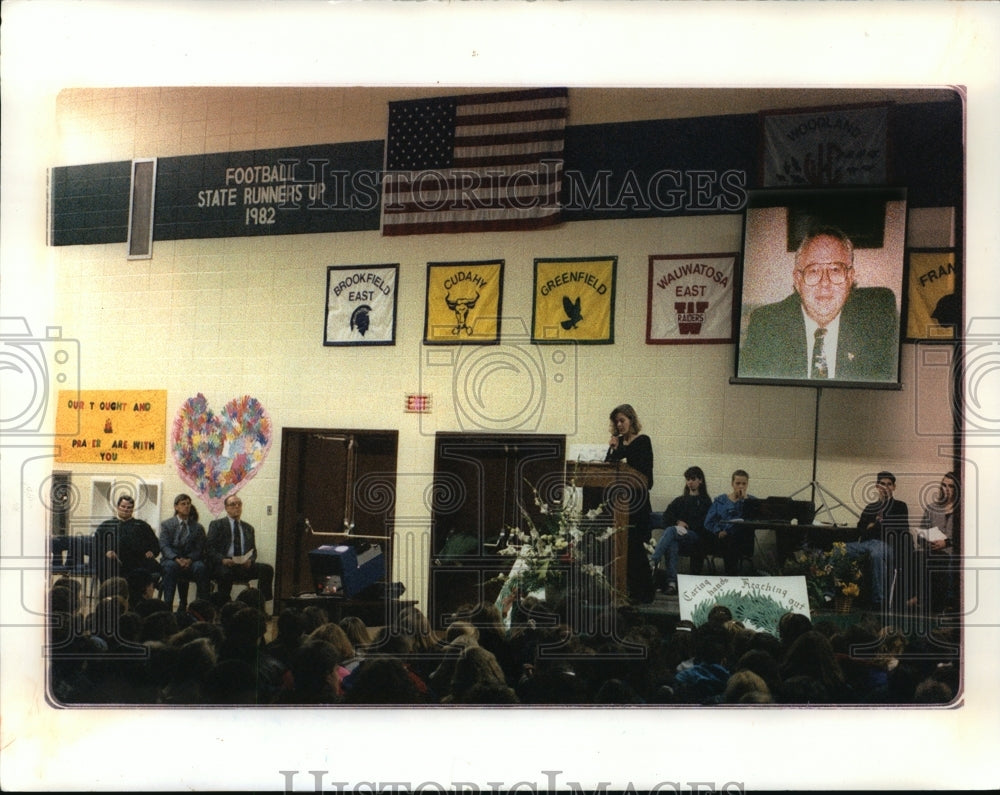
[646,253,737,344]
[325,264,399,346]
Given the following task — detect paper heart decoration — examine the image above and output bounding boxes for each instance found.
[171,393,273,515]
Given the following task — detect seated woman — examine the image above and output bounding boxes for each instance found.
[648,466,712,594]
[704,469,756,576]
[909,471,960,612]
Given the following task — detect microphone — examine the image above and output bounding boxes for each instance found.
[607,434,624,458]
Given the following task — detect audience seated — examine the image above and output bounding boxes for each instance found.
[160,636,217,704]
[778,630,851,703]
[672,623,732,704]
[265,608,306,669]
[46,573,963,707]
[723,670,773,704]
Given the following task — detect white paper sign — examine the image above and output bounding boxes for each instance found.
[678,573,811,636]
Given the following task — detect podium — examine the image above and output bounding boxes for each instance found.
[568,460,649,600]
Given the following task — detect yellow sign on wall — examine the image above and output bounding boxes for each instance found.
[532,256,617,343]
[424,260,503,344]
[55,390,167,464]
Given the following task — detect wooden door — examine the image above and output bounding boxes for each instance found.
[428,432,565,628]
[275,428,398,601]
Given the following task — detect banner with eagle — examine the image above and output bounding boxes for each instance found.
[532,257,616,344]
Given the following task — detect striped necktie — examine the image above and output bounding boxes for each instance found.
[811,327,829,379]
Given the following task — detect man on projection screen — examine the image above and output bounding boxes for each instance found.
[740,226,898,382]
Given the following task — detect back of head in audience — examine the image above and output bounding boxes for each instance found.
[236,587,265,613]
[202,658,259,704]
[724,670,772,703]
[343,657,425,705]
[447,645,507,703]
[338,615,371,650]
[289,639,342,703]
[185,598,217,624]
[308,621,355,661]
[707,605,733,627]
[778,612,813,648]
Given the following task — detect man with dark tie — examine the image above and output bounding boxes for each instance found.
[846,471,910,609]
[206,495,275,610]
[739,226,899,382]
[159,493,211,612]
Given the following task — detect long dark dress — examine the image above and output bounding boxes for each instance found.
[605,434,655,603]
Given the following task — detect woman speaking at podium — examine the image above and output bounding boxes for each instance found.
[605,404,656,604]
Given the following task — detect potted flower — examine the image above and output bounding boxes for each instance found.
[782,542,864,611]
[492,480,621,627]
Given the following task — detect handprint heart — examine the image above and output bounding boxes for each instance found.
[171,393,273,515]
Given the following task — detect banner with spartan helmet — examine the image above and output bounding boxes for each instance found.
[646,252,737,344]
[532,256,617,344]
[325,264,399,346]
[424,260,504,345]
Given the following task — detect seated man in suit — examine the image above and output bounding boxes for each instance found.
[740,226,899,382]
[159,493,211,612]
[206,495,275,612]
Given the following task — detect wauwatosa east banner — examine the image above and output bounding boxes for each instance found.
[647,253,737,344]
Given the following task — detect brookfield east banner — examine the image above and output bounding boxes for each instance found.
[56,390,167,464]
[647,253,737,344]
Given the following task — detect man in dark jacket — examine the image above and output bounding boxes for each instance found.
[847,471,910,609]
[94,495,161,584]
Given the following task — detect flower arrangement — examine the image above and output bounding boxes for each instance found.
[493,480,620,605]
[782,542,863,607]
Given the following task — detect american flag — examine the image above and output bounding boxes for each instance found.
[381,87,568,236]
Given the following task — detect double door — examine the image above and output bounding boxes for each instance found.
[274,428,398,601]
[428,431,566,629]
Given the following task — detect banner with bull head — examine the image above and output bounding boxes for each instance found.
[531,256,617,344]
[424,260,504,345]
